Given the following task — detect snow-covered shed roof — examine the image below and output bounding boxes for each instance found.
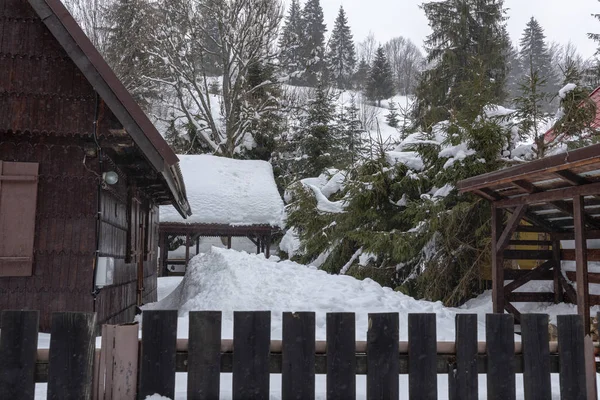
[160,155,285,227]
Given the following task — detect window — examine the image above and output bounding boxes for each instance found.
[0,161,39,277]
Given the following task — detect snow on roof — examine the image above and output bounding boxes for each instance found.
[160,155,285,227]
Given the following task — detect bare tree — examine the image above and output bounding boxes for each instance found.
[149,0,283,156]
[384,36,425,96]
[62,0,110,54]
[357,31,377,66]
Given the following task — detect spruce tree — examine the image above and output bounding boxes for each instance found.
[505,41,524,105]
[366,46,394,107]
[301,0,327,86]
[553,61,597,148]
[386,101,400,128]
[298,83,338,177]
[336,94,366,167]
[353,58,369,90]
[414,0,509,128]
[327,6,357,89]
[519,17,557,109]
[278,0,304,83]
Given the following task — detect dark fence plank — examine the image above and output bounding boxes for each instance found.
[521,314,551,400]
[282,312,315,400]
[557,314,587,400]
[408,313,437,400]
[47,312,96,400]
[450,314,478,400]
[0,310,39,400]
[367,313,399,400]
[486,314,515,400]
[188,311,222,400]
[139,310,178,399]
[327,313,356,400]
[233,311,271,400]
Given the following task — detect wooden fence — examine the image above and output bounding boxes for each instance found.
[0,310,598,400]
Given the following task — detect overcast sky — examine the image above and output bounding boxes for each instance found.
[317,0,599,59]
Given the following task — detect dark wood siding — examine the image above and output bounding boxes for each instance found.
[0,0,159,330]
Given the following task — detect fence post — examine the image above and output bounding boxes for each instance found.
[47,312,97,400]
[408,313,437,400]
[188,311,222,400]
[232,311,271,400]
[0,310,39,400]
[521,314,551,400]
[486,314,515,400]
[558,314,587,400]
[327,313,356,400]
[97,323,139,400]
[139,310,178,399]
[367,313,399,400]
[451,314,478,400]
[282,312,315,400]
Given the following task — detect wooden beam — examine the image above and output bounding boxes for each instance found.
[573,195,590,335]
[491,206,504,314]
[496,205,527,254]
[503,301,522,323]
[554,170,588,186]
[185,234,190,271]
[552,230,600,240]
[559,274,578,304]
[475,188,503,201]
[503,261,554,294]
[506,292,555,302]
[552,239,563,304]
[503,250,553,260]
[494,180,600,208]
[565,271,600,285]
[561,249,600,261]
[513,179,539,194]
[503,269,554,280]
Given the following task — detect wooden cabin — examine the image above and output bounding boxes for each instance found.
[458,144,600,334]
[0,0,191,330]
[159,155,285,274]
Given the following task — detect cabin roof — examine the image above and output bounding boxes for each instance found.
[27,0,191,217]
[160,155,285,228]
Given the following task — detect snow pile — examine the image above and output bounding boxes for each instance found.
[296,170,348,214]
[558,83,577,99]
[439,142,477,169]
[160,155,285,227]
[279,228,301,257]
[385,151,424,171]
[145,247,480,340]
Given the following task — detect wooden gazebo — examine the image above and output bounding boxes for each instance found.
[458,144,600,333]
[159,155,285,274]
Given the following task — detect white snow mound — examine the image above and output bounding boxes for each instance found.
[146,247,473,340]
[160,155,285,227]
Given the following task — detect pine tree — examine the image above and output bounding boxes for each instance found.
[512,69,551,158]
[386,101,400,128]
[327,6,356,89]
[414,0,509,128]
[298,83,338,177]
[519,17,557,109]
[553,60,597,148]
[353,58,369,91]
[366,46,394,107]
[278,0,304,83]
[336,94,366,168]
[301,0,327,86]
[505,41,524,105]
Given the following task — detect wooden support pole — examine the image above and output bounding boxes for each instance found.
[256,237,261,254]
[196,236,200,255]
[552,239,564,304]
[265,234,271,259]
[496,205,527,253]
[185,233,191,271]
[227,236,232,249]
[491,205,505,314]
[573,195,590,334]
[162,234,170,276]
[158,231,165,277]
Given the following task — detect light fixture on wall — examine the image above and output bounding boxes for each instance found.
[102,171,119,185]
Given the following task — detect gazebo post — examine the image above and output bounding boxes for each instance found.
[185,233,191,271]
[196,236,200,255]
[256,236,261,254]
[552,238,563,304]
[162,233,170,276]
[573,195,590,334]
[491,205,505,314]
[265,233,271,259]
[227,236,232,249]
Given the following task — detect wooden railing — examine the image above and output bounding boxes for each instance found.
[0,310,598,399]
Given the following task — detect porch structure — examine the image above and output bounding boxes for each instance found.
[458,144,600,333]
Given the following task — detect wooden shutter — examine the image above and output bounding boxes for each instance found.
[0,161,39,277]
